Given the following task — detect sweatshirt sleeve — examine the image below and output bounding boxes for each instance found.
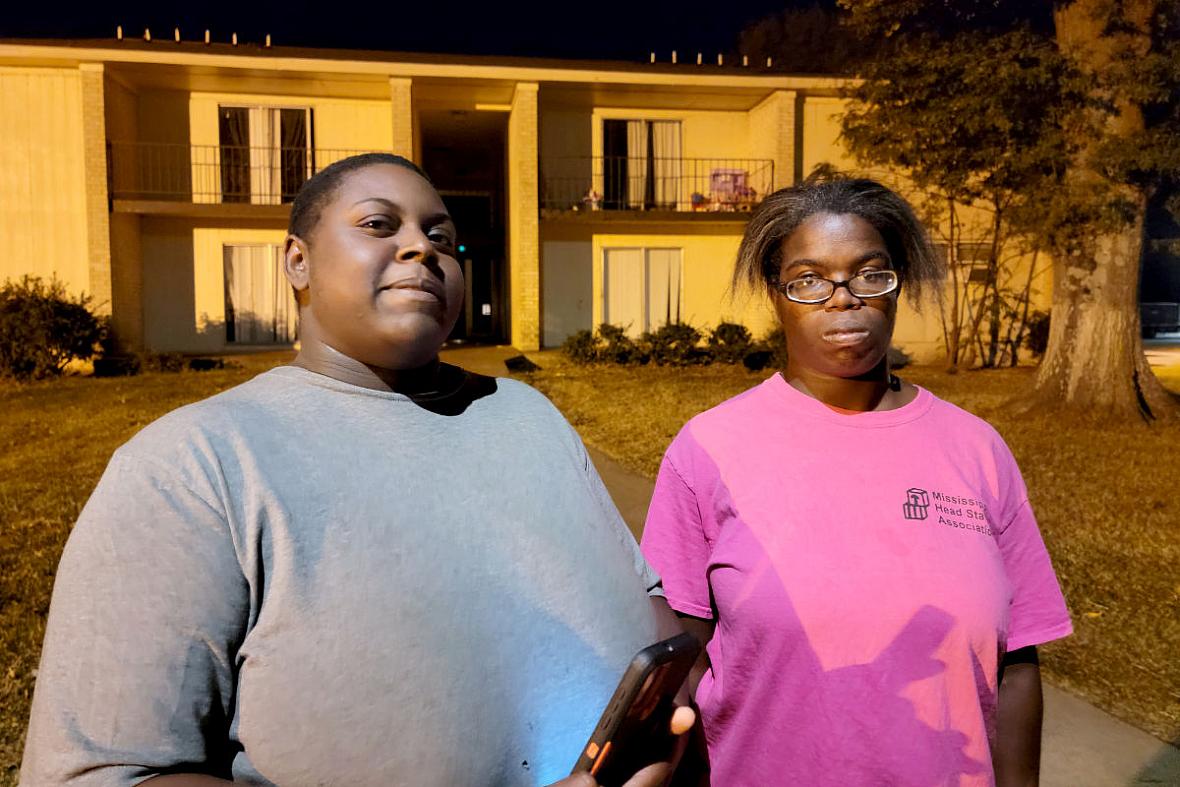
[21,451,250,786]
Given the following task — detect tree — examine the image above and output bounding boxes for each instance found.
[828,0,1179,420]
[738,4,863,74]
[834,5,1080,370]
[1031,0,1180,420]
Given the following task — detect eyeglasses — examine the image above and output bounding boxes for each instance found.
[771,270,899,304]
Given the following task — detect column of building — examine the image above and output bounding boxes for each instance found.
[507,82,540,351]
[389,77,414,161]
[79,64,113,320]
[749,89,798,192]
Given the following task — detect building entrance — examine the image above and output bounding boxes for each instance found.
[420,109,508,344]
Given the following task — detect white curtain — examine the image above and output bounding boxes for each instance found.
[604,248,646,336]
[650,122,682,210]
[248,108,281,205]
[646,249,682,329]
[604,248,682,335]
[626,120,648,209]
[224,244,298,344]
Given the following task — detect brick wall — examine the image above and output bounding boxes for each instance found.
[749,89,797,192]
[508,82,540,350]
[79,63,112,315]
[389,77,413,160]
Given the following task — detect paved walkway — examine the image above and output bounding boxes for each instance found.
[1144,332,1180,369]
[440,344,1180,786]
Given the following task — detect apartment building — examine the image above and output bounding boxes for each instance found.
[0,36,1047,360]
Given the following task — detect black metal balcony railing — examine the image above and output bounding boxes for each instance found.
[542,156,774,214]
[107,142,386,204]
[108,144,776,216]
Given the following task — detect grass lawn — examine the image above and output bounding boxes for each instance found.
[0,352,1176,782]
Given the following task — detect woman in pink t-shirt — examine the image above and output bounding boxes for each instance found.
[642,176,1072,786]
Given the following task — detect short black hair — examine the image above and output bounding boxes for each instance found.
[288,153,431,241]
[733,174,944,305]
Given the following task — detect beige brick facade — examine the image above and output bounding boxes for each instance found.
[749,89,797,191]
[389,77,414,160]
[508,82,540,351]
[79,63,112,316]
[108,213,144,350]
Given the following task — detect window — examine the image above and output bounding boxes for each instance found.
[602,248,683,336]
[219,106,312,204]
[933,241,991,284]
[602,120,682,210]
[223,244,298,344]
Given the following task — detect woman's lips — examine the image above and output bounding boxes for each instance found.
[379,279,444,304]
[386,287,441,303]
[822,327,871,346]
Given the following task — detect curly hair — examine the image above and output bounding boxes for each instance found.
[733,174,943,305]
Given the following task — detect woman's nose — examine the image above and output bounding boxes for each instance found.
[395,227,433,262]
[826,281,864,310]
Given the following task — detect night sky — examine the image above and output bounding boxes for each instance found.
[0,0,833,62]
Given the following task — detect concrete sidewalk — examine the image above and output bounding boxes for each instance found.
[441,344,1180,787]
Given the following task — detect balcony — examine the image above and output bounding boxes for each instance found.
[541,156,774,217]
[107,142,384,210]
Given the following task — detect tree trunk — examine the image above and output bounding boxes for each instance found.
[1030,0,1179,421]
[1033,202,1176,419]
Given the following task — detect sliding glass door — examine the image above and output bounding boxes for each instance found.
[218,106,312,204]
[223,244,298,344]
[602,248,683,336]
[601,119,682,210]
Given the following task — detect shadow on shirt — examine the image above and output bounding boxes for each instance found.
[409,365,499,416]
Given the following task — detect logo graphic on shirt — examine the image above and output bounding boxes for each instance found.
[903,488,930,520]
[901,487,996,536]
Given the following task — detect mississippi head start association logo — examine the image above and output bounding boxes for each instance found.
[903,488,930,520]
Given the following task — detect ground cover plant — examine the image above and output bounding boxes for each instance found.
[0,352,1176,783]
[522,353,1180,745]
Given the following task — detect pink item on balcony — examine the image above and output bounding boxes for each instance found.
[709,168,758,211]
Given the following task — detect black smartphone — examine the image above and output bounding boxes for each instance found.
[571,632,701,786]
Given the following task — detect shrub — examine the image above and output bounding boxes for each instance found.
[92,354,141,377]
[144,352,185,373]
[1025,311,1051,357]
[642,322,707,366]
[598,323,647,365]
[708,322,754,364]
[0,275,104,380]
[561,329,600,365]
[887,345,912,370]
[757,325,790,370]
[743,349,774,371]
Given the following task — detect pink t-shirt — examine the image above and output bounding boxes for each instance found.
[641,375,1072,786]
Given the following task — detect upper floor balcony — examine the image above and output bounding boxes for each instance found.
[541,156,774,218]
[107,142,382,211]
[108,143,777,222]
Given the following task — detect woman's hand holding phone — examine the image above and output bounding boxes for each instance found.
[547,704,696,787]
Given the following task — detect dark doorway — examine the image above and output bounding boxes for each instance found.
[443,193,504,342]
[420,108,509,344]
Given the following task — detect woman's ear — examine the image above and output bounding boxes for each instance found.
[284,235,311,295]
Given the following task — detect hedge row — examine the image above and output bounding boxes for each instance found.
[561,322,790,370]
